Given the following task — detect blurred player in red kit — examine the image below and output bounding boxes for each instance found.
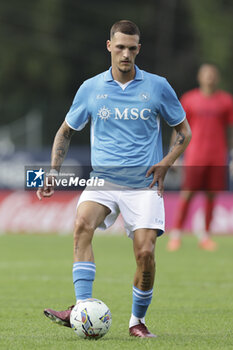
[167,63,233,251]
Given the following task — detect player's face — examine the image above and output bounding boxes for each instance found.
[107,32,141,74]
[197,65,219,89]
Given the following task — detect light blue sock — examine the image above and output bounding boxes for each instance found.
[72,262,96,301]
[132,286,153,318]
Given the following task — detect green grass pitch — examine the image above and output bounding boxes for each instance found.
[0,233,233,350]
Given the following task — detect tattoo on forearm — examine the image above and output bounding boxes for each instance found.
[176,131,185,145]
[141,271,151,290]
[51,124,75,169]
[169,131,185,152]
[63,127,75,140]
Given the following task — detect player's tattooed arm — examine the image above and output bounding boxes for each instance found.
[51,121,75,172]
[36,121,75,200]
[167,119,191,162]
[146,118,191,194]
[169,131,186,153]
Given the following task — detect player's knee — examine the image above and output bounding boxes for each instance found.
[74,216,95,239]
[135,249,155,268]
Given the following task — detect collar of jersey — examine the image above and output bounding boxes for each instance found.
[104,65,143,82]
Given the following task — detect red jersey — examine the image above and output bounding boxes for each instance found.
[181,89,233,166]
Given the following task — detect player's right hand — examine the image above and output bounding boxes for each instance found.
[36,175,55,200]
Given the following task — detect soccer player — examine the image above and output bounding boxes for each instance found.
[167,63,233,252]
[37,20,191,338]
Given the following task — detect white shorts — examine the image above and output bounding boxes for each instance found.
[77,181,165,239]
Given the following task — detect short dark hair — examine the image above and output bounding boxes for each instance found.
[110,20,140,40]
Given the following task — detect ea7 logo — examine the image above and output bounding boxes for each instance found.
[96,94,108,99]
[114,108,151,120]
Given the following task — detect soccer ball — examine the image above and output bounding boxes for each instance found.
[70,298,112,339]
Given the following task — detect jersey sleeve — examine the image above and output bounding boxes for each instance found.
[65,82,90,131]
[159,79,186,126]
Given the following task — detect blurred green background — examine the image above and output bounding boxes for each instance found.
[0,0,232,147]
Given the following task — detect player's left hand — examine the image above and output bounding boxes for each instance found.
[36,175,56,200]
[146,162,170,196]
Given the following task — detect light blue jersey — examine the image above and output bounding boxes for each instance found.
[65,65,185,187]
